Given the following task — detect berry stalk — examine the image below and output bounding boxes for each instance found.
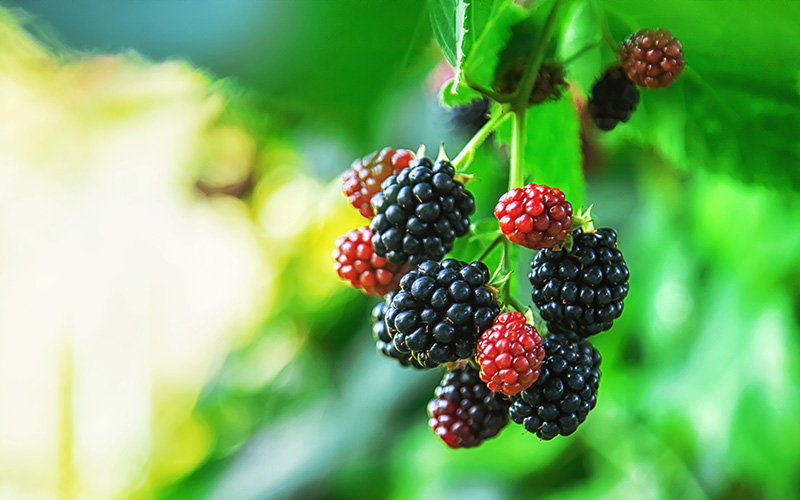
[452,109,511,170]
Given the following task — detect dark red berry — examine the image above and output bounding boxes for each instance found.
[342,147,415,218]
[477,312,545,396]
[333,226,408,296]
[620,28,685,89]
[428,366,510,448]
[495,183,573,250]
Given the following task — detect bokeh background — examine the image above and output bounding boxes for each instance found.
[0,1,799,499]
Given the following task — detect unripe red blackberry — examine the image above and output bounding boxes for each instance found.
[620,28,684,89]
[509,334,601,440]
[495,183,572,250]
[385,259,500,367]
[477,312,545,396]
[342,147,415,218]
[370,157,475,266]
[332,226,408,296]
[587,66,640,131]
[428,366,510,448]
[529,228,629,337]
[371,294,426,369]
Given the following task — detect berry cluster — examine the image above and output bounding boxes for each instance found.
[386,259,500,367]
[495,183,573,250]
[428,366,510,448]
[509,334,601,439]
[371,157,475,266]
[329,22,673,453]
[530,228,629,337]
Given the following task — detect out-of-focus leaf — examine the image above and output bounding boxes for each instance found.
[462,1,527,88]
[441,78,486,107]
[557,0,602,95]
[496,97,586,208]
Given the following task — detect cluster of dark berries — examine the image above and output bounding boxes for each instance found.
[371,157,475,266]
[530,227,629,337]
[509,334,601,439]
[371,293,426,369]
[385,259,500,367]
[588,28,684,130]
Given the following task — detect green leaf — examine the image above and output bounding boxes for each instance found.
[462,1,527,89]
[429,0,460,66]
[497,97,586,208]
[556,0,602,96]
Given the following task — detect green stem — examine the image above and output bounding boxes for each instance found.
[559,40,602,65]
[511,0,565,112]
[452,109,511,170]
[465,79,514,103]
[477,234,504,262]
[509,111,525,190]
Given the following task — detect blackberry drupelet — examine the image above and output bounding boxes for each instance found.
[477,312,546,396]
[588,66,640,131]
[493,60,567,105]
[370,157,475,266]
[428,365,510,448]
[371,294,426,369]
[385,259,500,367]
[530,227,629,337]
[509,334,601,440]
[342,147,415,218]
[620,28,684,89]
[495,183,573,250]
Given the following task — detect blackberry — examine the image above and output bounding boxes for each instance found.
[342,147,415,218]
[332,226,407,296]
[587,66,640,131]
[371,294,427,369]
[620,28,684,89]
[530,228,629,337]
[385,259,500,367]
[509,334,601,440]
[493,60,567,105]
[448,97,491,137]
[494,183,573,250]
[370,157,475,266]
[477,312,545,396]
[428,366,510,448]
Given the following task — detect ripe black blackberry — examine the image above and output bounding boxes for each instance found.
[530,227,629,337]
[448,98,491,137]
[587,66,640,131]
[371,294,427,369]
[428,365,510,448]
[385,259,500,367]
[509,334,601,440]
[370,157,475,266]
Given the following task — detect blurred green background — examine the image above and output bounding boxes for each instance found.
[0,1,798,500]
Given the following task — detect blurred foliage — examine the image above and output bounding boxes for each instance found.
[1,1,799,500]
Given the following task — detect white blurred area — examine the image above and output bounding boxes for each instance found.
[0,12,271,500]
